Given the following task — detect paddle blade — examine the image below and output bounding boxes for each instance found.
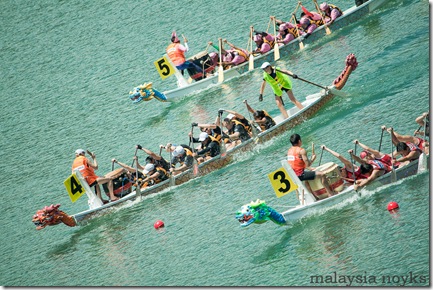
[169,175,175,187]
[218,65,224,83]
[325,26,331,35]
[274,44,280,61]
[417,153,427,173]
[193,163,199,176]
[299,40,304,50]
[391,169,397,183]
[249,54,254,71]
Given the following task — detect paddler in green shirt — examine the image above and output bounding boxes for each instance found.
[259,62,304,119]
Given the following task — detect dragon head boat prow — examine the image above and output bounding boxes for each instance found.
[129,82,168,103]
[332,53,358,90]
[235,199,286,227]
[32,204,76,230]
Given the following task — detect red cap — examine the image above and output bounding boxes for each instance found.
[387,201,399,211]
[360,151,369,159]
[154,220,165,229]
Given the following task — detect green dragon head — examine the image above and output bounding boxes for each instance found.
[235,199,286,227]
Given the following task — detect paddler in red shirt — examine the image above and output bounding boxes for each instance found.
[287,134,335,199]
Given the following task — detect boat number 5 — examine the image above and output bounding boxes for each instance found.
[267,167,298,198]
[154,56,175,80]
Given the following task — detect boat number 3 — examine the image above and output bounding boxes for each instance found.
[268,167,298,198]
[273,170,291,193]
[154,56,175,80]
[63,173,86,203]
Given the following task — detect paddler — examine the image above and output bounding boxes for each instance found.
[243,99,276,132]
[319,2,342,26]
[191,132,221,163]
[274,17,298,46]
[166,31,204,76]
[72,149,117,202]
[287,134,335,199]
[259,62,304,119]
[383,126,429,156]
[251,27,275,54]
[218,39,250,69]
[321,145,368,184]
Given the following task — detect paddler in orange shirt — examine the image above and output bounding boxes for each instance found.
[166,31,204,76]
[72,149,118,202]
[287,134,335,199]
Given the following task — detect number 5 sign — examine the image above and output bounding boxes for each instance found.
[154,56,175,80]
[267,167,298,198]
[64,173,86,203]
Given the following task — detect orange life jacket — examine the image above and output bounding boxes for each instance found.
[287,146,305,176]
[72,156,98,185]
[166,43,186,66]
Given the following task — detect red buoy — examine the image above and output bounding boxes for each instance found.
[154,220,164,229]
[387,201,399,212]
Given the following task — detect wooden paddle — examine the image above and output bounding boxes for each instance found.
[291,15,305,50]
[272,16,280,61]
[417,116,428,173]
[218,111,227,157]
[389,129,397,182]
[218,38,224,83]
[190,125,199,176]
[378,127,385,152]
[275,69,347,97]
[168,144,175,187]
[249,26,254,71]
[313,0,331,35]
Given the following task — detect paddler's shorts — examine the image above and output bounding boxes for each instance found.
[298,170,316,181]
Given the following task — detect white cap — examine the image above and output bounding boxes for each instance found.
[75,149,85,155]
[172,146,185,157]
[143,163,155,174]
[261,62,271,69]
[198,132,209,141]
[226,113,235,120]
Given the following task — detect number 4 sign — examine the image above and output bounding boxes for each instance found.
[267,167,298,198]
[154,56,175,80]
[64,173,86,203]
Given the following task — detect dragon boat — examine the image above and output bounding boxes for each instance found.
[33,53,358,229]
[236,155,429,228]
[160,0,387,101]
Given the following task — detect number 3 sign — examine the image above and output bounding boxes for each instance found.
[267,167,298,198]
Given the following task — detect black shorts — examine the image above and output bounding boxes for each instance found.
[89,181,98,187]
[298,170,316,181]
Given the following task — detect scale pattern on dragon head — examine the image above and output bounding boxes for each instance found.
[235,199,286,227]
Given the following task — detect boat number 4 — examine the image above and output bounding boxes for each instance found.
[154,56,175,80]
[63,173,86,203]
[267,167,298,198]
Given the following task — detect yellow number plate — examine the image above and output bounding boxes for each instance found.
[267,167,298,198]
[64,173,86,203]
[154,56,175,80]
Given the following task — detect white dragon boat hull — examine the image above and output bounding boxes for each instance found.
[279,156,428,224]
[162,0,387,101]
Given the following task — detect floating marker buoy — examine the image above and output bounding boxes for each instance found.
[387,201,399,212]
[154,220,164,229]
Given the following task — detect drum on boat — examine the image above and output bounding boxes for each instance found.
[103,168,133,198]
[307,162,344,199]
[186,51,217,81]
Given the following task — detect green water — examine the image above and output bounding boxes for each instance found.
[0,0,429,286]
